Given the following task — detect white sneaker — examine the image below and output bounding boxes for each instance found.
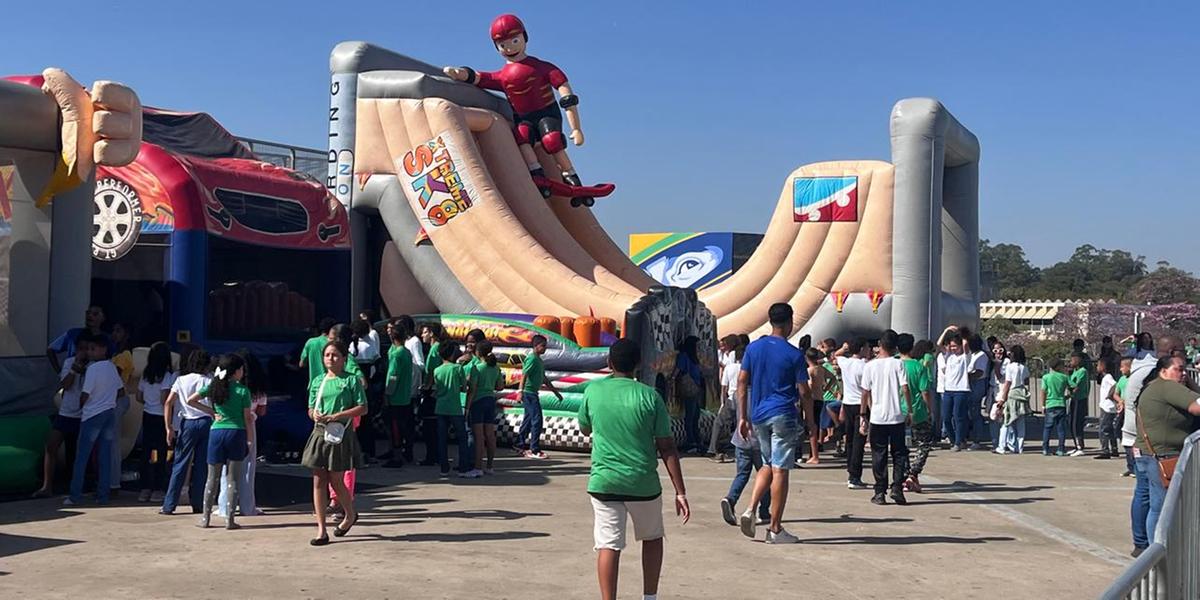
[461,469,483,479]
[62,498,79,507]
[765,527,800,544]
[1069,449,1086,457]
[738,509,756,539]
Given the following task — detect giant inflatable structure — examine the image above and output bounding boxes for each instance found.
[327,42,980,344]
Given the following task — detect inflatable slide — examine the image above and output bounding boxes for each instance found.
[327,42,981,343]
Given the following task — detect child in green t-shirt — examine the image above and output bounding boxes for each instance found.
[432,343,470,478]
[186,353,254,530]
[384,325,414,467]
[1041,358,1070,456]
[1065,352,1091,456]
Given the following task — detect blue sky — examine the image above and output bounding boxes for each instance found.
[5,1,1198,271]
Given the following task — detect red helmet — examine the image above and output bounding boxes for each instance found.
[490,14,526,41]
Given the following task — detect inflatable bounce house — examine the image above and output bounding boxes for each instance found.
[90,107,351,355]
[325,33,980,449]
[0,71,142,491]
[630,232,765,291]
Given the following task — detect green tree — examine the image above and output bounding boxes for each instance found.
[1131,263,1200,305]
[980,239,1039,300]
[1033,244,1146,300]
[980,317,1020,339]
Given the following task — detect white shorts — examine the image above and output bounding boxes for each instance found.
[590,495,665,551]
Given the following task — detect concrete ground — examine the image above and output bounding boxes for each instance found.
[1,445,1136,599]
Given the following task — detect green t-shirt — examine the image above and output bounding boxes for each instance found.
[1043,371,1070,409]
[200,381,251,431]
[433,362,466,416]
[1135,378,1200,456]
[821,362,840,402]
[301,335,327,384]
[344,358,363,379]
[386,344,414,406]
[1068,367,1090,401]
[308,371,367,417]
[469,359,502,402]
[902,357,931,424]
[522,352,545,393]
[1116,375,1129,398]
[426,341,442,382]
[577,377,671,498]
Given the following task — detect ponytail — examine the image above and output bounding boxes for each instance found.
[208,353,244,406]
[478,341,497,368]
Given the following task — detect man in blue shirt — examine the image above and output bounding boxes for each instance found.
[736,303,813,544]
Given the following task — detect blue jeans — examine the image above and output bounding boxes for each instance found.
[70,409,116,503]
[517,392,543,453]
[753,413,799,469]
[1131,455,1167,547]
[726,446,771,519]
[682,394,702,451]
[1042,407,1067,454]
[969,379,988,444]
[163,417,212,513]
[945,391,971,447]
[939,392,954,441]
[437,414,470,473]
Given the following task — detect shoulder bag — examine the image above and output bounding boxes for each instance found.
[315,378,346,445]
[1136,405,1178,488]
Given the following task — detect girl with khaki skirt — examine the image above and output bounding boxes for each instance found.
[301,340,368,546]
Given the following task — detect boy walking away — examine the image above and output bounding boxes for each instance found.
[1042,359,1070,456]
[1066,352,1091,456]
[516,334,564,459]
[836,338,869,489]
[708,335,741,461]
[578,339,689,600]
[384,325,415,468]
[719,342,771,527]
[861,332,910,505]
[898,334,934,493]
[66,334,123,506]
[1095,358,1120,459]
[432,343,471,478]
[737,303,813,544]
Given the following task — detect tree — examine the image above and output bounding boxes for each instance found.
[981,317,1020,339]
[1033,245,1147,301]
[979,239,1039,300]
[1131,264,1200,305]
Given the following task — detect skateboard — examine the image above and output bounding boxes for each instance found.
[531,175,615,207]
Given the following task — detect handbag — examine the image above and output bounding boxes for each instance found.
[1136,406,1178,488]
[314,378,346,445]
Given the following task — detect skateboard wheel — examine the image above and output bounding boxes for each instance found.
[570,197,582,207]
[540,188,552,199]
[583,197,595,207]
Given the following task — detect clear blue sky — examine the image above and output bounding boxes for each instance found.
[5,1,1198,271]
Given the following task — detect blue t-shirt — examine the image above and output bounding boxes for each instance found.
[741,336,808,424]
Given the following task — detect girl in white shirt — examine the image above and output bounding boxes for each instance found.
[996,346,1031,454]
[1095,358,1120,458]
[938,328,972,450]
[137,343,175,503]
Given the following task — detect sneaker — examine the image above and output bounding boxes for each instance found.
[1069,449,1086,457]
[1055,451,1068,457]
[150,491,165,503]
[460,469,483,479]
[483,468,495,475]
[1131,546,1147,558]
[847,479,869,490]
[1094,453,1112,460]
[757,515,770,525]
[950,445,962,452]
[968,442,982,451]
[870,493,887,505]
[720,498,737,526]
[62,497,80,507]
[908,476,923,493]
[439,471,450,479]
[738,509,756,539]
[529,451,548,459]
[1122,471,1134,477]
[764,528,800,544]
[889,490,908,506]
[138,490,152,503]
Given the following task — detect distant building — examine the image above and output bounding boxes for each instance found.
[629,232,763,290]
[981,299,1117,337]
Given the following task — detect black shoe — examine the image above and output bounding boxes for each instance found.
[1131,546,1147,558]
[562,172,583,187]
[889,490,908,506]
[870,494,887,505]
[1093,453,1112,460]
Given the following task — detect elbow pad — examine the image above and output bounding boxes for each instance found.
[559,94,579,108]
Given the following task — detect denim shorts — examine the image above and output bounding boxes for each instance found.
[207,428,249,465]
[468,396,498,426]
[820,401,842,429]
[54,414,82,435]
[753,414,799,469]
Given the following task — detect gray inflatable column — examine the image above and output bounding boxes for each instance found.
[329,55,361,317]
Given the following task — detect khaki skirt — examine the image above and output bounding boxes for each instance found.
[301,422,364,472]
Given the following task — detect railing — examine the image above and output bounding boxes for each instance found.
[237,137,327,182]
[1100,430,1200,599]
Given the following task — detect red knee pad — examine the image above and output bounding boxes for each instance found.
[541,131,566,154]
[514,122,533,145]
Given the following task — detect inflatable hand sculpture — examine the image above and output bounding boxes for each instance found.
[36,68,142,207]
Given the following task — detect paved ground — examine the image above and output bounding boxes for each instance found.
[0,445,1136,599]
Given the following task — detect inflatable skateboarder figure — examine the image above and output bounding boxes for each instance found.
[443,14,586,198]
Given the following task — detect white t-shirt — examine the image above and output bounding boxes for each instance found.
[81,360,123,421]
[138,372,174,416]
[58,357,84,418]
[836,356,866,406]
[721,361,739,404]
[171,372,213,421]
[1121,354,1159,446]
[1099,373,1118,413]
[861,356,909,425]
[941,352,971,392]
[936,353,947,393]
[970,351,989,376]
[406,336,425,385]
[1004,362,1029,388]
[727,360,757,450]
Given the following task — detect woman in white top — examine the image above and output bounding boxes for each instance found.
[161,350,214,515]
[965,335,990,450]
[987,340,1010,450]
[995,345,1031,454]
[1095,358,1121,458]
[937,327,973,450]
[137,343,175,503]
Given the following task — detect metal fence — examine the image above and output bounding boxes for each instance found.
[238,137,327,182]
[1100,430,1200,599]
